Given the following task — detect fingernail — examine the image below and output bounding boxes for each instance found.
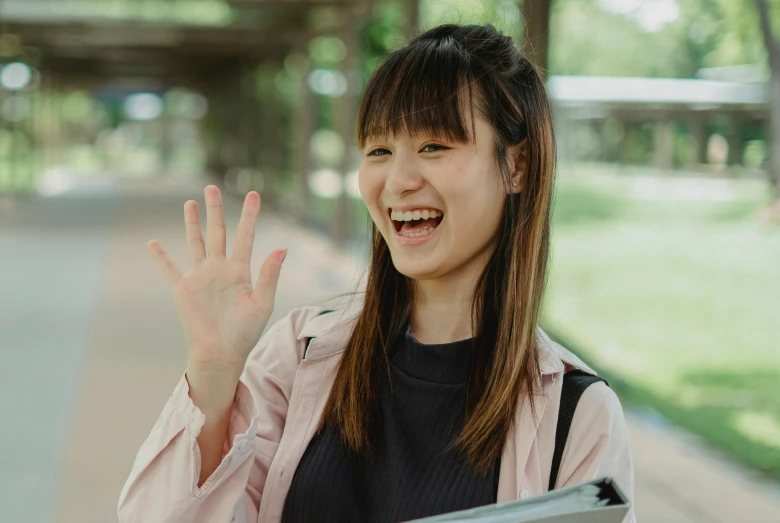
[280,249,288,262]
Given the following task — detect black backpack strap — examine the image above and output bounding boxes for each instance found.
[302,309,336,360]
[548,369,609,492]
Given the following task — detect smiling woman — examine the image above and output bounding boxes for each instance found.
[335,22,557,470]
[118,23,635,523]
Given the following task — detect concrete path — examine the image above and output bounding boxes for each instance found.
[0,183,122,523]
[2,179,779,522]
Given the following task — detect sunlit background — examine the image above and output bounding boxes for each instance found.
[1,1,779,522]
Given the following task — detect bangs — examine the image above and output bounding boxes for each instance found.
[356,39,478,148]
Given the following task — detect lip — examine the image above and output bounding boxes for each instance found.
[390,214,442,247]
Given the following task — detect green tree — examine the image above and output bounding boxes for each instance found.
[755,0,780,199]
[549,0,756,77]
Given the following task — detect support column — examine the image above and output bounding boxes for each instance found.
[257,61,284,210]
[238,65,256,172]
[41,73,51,171]
[611,114,627,165]
[653,118,674,171]
[592,119,606,162]
[290,50,315,221]
[230,77,248,169]
[333,5,361,246]
[236,64,259,194]
[764,116,776,192]
[727,114,743,166]
[9,92,18,188]
[220,78,246,184]
[54,76,64,166]
[0,73,6,189]
[159,109,174,176]
[407,0,419,40]
[522,0,552,72]
[689,116,707,166]
[205,92,232,182]
[29,79,41,186]
[204,93,223,178]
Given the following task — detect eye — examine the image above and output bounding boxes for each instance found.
[367,148,390,157]
[421,143,449,153]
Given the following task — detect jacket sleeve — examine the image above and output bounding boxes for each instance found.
[556,382,637,523]
[117,306,317,523]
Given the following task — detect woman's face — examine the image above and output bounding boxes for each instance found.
[359,113,514,283]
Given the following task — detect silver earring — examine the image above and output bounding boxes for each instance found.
[512,182,518,187]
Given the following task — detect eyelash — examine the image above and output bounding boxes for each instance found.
[367,148,390,156]
[367,144,449,156]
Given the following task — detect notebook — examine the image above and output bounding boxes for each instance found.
[406,476,630,523]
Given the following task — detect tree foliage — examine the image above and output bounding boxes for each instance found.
[550,0,780,78]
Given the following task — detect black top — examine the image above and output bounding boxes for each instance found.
[281,321,500,523]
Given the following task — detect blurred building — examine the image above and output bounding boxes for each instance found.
[551,75,769,172]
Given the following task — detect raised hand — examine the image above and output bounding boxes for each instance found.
[146,185,286,373]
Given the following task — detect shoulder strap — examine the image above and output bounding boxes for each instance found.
[548,369,609,492]
[302,309,336,360]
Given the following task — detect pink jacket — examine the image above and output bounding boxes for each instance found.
[118,305,636,523]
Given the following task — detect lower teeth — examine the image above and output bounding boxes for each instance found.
[401,226,436,238]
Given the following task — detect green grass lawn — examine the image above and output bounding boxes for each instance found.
[542,162,780,481]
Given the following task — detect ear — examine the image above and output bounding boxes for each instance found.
[505,139,528,194]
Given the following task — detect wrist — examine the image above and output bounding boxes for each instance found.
[185,360,244,406]
[186,358,244,380]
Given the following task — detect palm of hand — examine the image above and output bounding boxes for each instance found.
[147,186,287,370]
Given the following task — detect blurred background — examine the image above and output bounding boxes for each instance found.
[1,0,779,522]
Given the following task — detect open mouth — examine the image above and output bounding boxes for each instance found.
[389,209,444,237]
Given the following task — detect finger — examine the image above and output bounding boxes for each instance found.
[252,248,287,310]
[232,191,260,264]
[204,185,226,257]
[146,240,183,286]
[184,200,206,266]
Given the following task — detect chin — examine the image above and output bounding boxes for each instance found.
[390,256,442,281]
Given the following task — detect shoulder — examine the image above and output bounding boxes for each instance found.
[575,380,625,429]
[564,372,630,459]
[535,326,599,376]
[535,326,626,429]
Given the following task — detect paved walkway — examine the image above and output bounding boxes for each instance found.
[2,179,779,522]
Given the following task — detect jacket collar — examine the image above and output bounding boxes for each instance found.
[298,307,597,377]
[535,326,597,375]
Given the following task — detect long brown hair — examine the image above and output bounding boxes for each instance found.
[319,24,557,475]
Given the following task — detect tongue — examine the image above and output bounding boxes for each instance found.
[401,217,440,232]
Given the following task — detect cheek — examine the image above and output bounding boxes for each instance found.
[445,170,504,239]
[358,167,384,219]
[357,167,376,202]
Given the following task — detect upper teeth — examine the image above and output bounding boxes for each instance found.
[391,209,443,221]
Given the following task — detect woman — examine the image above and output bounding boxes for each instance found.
[118,24,635,523]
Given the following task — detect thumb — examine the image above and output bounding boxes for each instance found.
[252,248,287,310]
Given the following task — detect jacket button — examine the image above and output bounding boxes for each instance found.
[520,490,530,499]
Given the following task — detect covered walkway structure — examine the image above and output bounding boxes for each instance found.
[1,0,407,243]
[551,75,770,172]
[1,0,556,244]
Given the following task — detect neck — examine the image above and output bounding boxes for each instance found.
[408,256,487,345]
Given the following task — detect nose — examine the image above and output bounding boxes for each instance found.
[385,152,424,197]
